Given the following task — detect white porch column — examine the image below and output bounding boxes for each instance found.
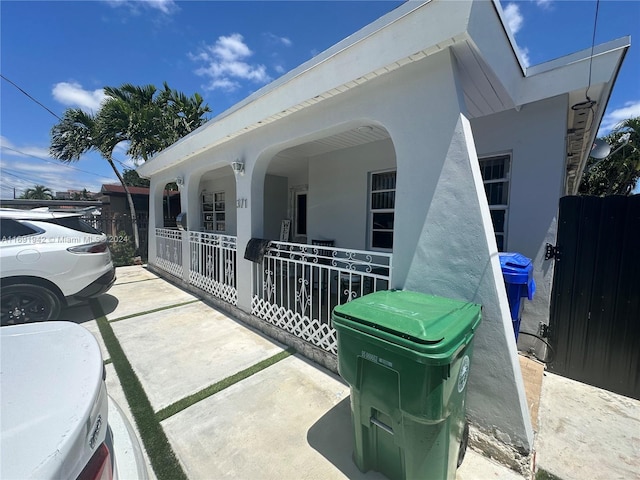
[177,176,194,284]
[234,157,265,313]
[147,178,166,266]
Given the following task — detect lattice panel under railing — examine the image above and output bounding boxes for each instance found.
[189,231,238,305]
[251,241,392,355]
[251,296,338,355]
[155,228,184,278]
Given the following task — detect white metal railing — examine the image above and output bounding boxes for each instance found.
[155,228,184,278]
[189,231,238,305]
[251,241,392,354]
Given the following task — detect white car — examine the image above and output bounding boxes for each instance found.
[0,208,116,326]
[1,321,148,479]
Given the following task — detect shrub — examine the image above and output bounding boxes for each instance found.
[109,231,136,267]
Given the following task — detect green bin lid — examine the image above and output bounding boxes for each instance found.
[332,290,481,358]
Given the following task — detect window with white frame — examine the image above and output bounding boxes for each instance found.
[369,170,396,251]
[479,155,510,251]
[202,191,225,232]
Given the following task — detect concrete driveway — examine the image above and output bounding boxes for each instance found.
[61,266,531,480]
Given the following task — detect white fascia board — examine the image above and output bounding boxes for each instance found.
[518,37,629,106]
[138,0,479,177]
[570,42,629,195]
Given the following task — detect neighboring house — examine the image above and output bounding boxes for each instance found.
[99,184,180,229]
[137,0,628,463]
[55,189,99,200]
[99,184,180,259]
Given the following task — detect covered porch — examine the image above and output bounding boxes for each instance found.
[152,124,396,356]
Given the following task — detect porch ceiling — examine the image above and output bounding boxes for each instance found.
[274,125,390,160]
[268,124,390,177]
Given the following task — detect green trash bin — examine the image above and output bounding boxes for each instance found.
[332,290,481,480]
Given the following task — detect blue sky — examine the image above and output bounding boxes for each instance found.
[1,0,639,199]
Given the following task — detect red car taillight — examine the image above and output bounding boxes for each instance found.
[77,442,112,480]
[67,241,109,254]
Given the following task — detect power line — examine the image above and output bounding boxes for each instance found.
[585,0,601,102]
[1,168,36,184]
[1,146,115,179]
[3,141,136,173]
[1,74,138,172]
[1,74,62,121]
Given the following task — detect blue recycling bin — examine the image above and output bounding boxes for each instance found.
[499,253,535,339]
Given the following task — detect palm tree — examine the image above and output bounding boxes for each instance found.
[157,82,210,148]
[51,83,211,259]
[50,108,142,254]
[580,117,640,196]
[21,185,53,200]
[100,84,163,163]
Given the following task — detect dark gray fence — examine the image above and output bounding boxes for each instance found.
[83,213,160,261]
[548,195,640,399]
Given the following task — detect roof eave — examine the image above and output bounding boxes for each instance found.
[137,0,480,178]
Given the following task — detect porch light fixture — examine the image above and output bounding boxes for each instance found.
[231,159,245,176]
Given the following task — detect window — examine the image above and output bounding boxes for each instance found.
[479,155,510,251]
[369,170,396,250]
[0,218,40,240]
[202,192,225,232]
[43,216,101,234]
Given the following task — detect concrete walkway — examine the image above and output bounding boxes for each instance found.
[536,372,640,480]
[63,265,629,480]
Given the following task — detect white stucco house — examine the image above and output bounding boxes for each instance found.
[137,0,628,468]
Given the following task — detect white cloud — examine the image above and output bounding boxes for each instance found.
[103,0,179,15]
[598,100,640,135]
[0,147,116,198]
[265,33,292,47]
[500,2,530,67]
[52,82,107,113]
[0,136,51,159]
[503,2,524,35]
[519,46,531,68]
[535,0,553,10]
[190,34,271,92]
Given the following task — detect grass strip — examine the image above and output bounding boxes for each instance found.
[156,347,296,422]
[90,300,188,480]
[535,469,563,480]
[109,299,200,323]
[103,358,113,366]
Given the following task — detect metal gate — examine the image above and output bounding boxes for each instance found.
[548,195,640,399]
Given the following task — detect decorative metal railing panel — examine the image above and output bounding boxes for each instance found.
[251,241,392,355]
[155,228,184,278]
[189,231,238,305]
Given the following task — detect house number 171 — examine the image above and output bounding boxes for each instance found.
[237,198,247,208]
